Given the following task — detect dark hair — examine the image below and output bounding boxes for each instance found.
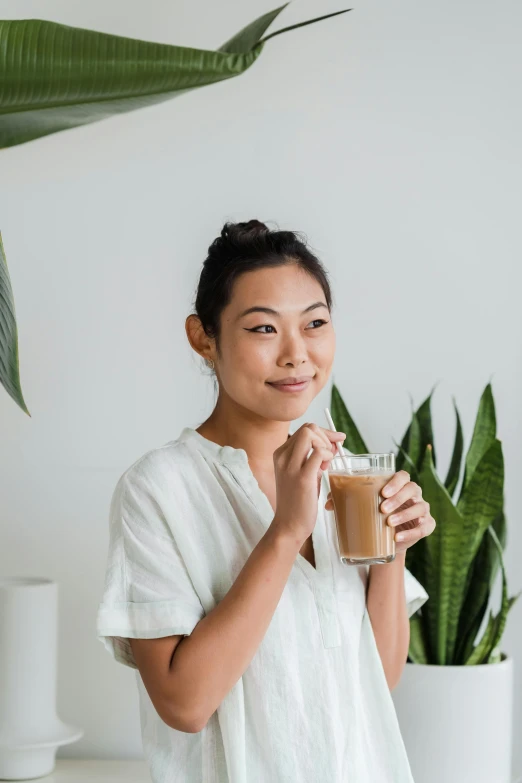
[193,219,333,363]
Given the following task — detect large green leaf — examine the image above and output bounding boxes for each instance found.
[416,383,438,469]
[446,438,504,662]
[444,395,463,498]
[418,444,461,664]
[0,5,351,148]
[396,383,438,473]
[454,509,506,664]
[396,405,421,473]
[464,526,520,665]
[407,611,429,665]
[330,383,369,454]
[459,382,496,500]
[394,440,428,604]
[0,233,30,415]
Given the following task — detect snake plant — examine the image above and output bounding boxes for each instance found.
[331,381,521,666]
[0,3,350,148]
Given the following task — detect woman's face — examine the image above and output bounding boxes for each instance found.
[212,262,336,421]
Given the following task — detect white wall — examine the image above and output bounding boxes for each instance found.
[0,0,521,773]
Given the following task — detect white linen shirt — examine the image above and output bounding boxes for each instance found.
[96,426,429,782]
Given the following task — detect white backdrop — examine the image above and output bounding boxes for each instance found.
[0,0,520,774]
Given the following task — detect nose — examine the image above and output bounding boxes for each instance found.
[280,330,308,368]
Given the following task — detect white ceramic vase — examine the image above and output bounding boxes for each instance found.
[392,654,514,783]
[0,578,83,780]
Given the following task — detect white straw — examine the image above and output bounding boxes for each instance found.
[324,407,351,471]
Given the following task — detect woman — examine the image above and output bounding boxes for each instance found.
[96,220,435,782]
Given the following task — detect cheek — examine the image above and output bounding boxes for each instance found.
[227,338,273,378]
[313,333,336,368]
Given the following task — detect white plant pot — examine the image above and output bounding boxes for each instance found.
[0,578,83,780]
[392,654,514,783]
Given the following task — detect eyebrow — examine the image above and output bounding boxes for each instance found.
[236,301,329,320]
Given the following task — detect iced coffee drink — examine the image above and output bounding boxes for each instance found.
[328,453,396,565]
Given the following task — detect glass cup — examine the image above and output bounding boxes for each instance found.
[327,452,396,565]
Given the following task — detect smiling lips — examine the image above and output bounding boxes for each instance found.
[267,376,313,392]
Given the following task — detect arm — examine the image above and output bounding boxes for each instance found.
[162,525,302,732]
[366,551,410,690]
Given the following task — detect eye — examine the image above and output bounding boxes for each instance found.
[306,319,329,329]
[246,319,329,334]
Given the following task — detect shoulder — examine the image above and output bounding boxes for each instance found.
[116,437,198,497]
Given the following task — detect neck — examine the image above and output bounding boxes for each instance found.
[196,395,291,466]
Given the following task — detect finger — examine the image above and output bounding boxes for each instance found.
[307,423,345,453]
[294,425,339,468]
[286,430,332,471]
[380,481,421,514]
[281,423,319,462]
[302,444,335,479]
[395,517,429,542]
[387,501,428,527]
[381,470,410,498]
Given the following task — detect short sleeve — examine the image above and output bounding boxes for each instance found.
[404,567,429,618]
[96,463,206,670]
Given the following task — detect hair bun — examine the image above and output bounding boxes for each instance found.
[235,219,269,234]
[220,219,269,242]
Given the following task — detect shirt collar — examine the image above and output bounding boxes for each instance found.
[178,427,250,469]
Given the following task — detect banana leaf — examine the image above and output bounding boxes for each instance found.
[0,233,30,415]
[444,395,463,498]
[459,382,496,499]
[0,5,351,148]
[331,382,369,454]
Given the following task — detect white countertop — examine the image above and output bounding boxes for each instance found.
[12,760,149,782]
[12,759,522,783]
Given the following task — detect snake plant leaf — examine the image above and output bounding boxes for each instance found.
[330,383,369,454]
[444,395,463,498]
[415,382,438,469]
[396,383,438,473]
[418,444,461,665]
[454,508,506,664]
[0,233,30,415]
[456,592,490,665]
[0,5,351,148]
[459,382,496,500]
[464,525,518,665]
[396,408,421,474]
[392,440,420,485]
[408,611,429,665]
[393,439,428,602]
[446,438,504,662]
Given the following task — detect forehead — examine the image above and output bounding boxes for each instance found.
[225,264,325,314]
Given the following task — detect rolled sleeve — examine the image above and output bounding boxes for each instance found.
[404,566,429,618]
[96,466,205,670]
